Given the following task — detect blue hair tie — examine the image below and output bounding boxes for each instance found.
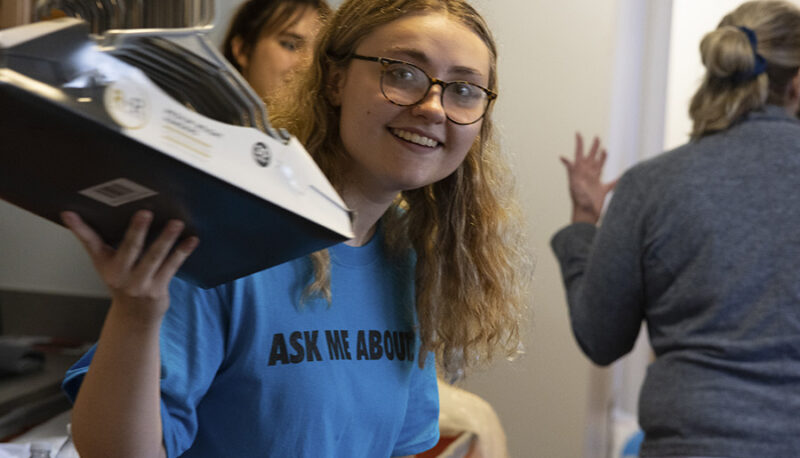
[734,26,767,82]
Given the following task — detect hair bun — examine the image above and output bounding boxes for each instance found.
[699,25,759,79]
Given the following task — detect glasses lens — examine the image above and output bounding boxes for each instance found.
[379,59,491,125]
[443,83,488,124]
[381,62,429,105]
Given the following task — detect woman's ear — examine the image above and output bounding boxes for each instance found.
[788,68,800,116]
[792,68,800,96]
[231,35,249,72]
[327,65,347,107]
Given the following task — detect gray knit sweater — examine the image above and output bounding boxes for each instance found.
[551,105,800,458]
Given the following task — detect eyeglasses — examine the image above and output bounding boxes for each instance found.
[351,54,496,125]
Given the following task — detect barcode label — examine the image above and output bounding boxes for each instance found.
[79,178,158,207]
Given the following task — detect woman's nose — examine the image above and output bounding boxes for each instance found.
[411,84,447,123]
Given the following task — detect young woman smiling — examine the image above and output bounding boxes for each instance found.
[61,1,531,456]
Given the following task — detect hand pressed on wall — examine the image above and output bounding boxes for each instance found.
[559,132,618,224]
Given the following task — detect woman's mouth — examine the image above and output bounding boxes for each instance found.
[390,128,441,148]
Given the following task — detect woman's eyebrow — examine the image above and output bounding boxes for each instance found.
[278,31,307,41]
[386,48,485,78]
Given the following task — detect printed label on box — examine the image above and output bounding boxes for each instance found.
[104,79,150,130]
[79,178,158,207]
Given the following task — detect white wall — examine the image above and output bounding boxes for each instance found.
[459,1,622,457]
[0,202,108,296]
[606,0,672,427]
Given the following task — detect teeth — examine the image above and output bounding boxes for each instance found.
[391,128,439,147]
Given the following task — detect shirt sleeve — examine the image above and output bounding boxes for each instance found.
[61,344,95,402]
[59,278,229,458]
[551,170,647,366]
[159,278,230,457]
[392,350,440,457]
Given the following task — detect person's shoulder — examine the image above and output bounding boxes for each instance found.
[737,106,800,149]
[622,140,699,186]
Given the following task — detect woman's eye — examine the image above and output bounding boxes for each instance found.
[280,40,300,52]
[452,83,479,98]
[448,83,484,106]
[389,67,415,81]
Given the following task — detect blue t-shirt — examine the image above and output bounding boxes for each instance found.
[63,232,439,457]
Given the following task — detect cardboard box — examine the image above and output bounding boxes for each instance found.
[0,18,353,288]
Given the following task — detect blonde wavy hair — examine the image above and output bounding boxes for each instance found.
[270,0,532,380]
[690,0,800,139]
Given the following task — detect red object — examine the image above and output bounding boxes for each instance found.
[417,434,462,457]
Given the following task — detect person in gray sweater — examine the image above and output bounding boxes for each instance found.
[551,1,800,457]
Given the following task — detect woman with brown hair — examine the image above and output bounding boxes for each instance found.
[553,1,800,456]
[60,0,531,456]
[222,0,331,103]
